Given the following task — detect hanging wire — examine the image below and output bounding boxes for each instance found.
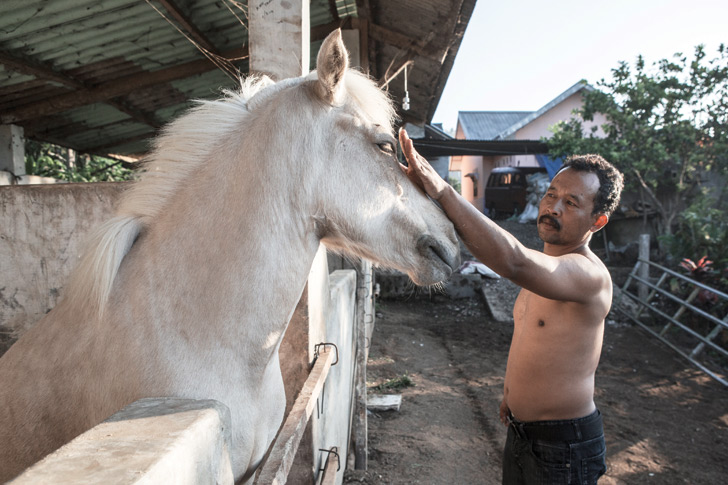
[143,0,245,83]
[221,0,249,32]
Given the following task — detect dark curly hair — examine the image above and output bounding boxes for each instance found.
[557,154,624,217]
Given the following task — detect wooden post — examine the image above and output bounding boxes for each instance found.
[249,0,311,80]
[353,260,372,470]
[639,234,650,301]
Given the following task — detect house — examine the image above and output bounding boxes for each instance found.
[451,81,608,211]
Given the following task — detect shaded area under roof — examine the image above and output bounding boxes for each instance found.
[0,0,476,158]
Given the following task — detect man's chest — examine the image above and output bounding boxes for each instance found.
[513,289,569,326]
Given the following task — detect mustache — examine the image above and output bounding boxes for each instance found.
[538,215,560,230]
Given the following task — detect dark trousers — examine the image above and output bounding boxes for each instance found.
[502,409,607,485]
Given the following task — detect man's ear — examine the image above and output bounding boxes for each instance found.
[590,213,609,233]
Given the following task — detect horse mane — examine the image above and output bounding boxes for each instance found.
[64,69,394,317]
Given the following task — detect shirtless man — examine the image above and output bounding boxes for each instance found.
[399,128,624,484]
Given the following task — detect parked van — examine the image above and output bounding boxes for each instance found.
[484,166,547,218]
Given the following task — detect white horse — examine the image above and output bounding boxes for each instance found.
[0,30,459,483]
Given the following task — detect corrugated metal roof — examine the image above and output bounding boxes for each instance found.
[458,111,533,140]
[0,0,477,158]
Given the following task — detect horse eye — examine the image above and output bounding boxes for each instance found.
[377,142,395,154]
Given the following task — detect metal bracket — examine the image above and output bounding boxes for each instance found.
[314,342,339,366]
[318,446,341,473]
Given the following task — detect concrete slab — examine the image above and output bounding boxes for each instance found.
[480,285,513,323]
[367,394,402,412]
[12,398,234,485]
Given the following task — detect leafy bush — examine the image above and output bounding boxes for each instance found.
[25,140,134,182]
[659,195,728,273]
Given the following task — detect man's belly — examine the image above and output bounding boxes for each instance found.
[504,364,596,421]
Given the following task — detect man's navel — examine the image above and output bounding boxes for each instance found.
[538,319,545,327]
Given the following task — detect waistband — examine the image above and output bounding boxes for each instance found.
[508,409,603,443]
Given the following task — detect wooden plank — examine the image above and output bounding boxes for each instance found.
[156,0,220,54]
[318,447,339,485]
[255,346,335,485]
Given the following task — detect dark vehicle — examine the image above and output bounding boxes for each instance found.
[485,166,547,218]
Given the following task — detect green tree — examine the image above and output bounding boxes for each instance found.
[548,45,728,242]
[25,140,134,183]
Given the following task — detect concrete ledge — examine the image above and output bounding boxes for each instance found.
[12,398,234,485]
[0,171,66,185]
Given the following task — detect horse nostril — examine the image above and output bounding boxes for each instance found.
[417,235,457,270]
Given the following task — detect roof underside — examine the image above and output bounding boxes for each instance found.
[0,0,476,158]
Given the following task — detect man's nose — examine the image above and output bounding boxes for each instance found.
[549,199,564,215]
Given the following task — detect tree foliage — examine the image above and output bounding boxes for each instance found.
[548,45,728,245]
[25,140,134,183]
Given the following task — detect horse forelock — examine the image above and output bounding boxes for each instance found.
[342,70,396,130]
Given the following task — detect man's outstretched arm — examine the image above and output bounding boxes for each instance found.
[398,129,606,303]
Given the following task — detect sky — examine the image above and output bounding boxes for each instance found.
[432,0,728,133]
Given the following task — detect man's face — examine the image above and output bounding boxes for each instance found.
[537,167,601,246]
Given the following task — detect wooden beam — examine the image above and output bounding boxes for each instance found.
[0,50,163,129]
[156,0,221,55]
[107,99,163,129]
[254,346,335,485]
[0,46,248,124]
[327,0,340,21]
[0,50,83,89]
[310,18,352,42]
[368,23,444,62]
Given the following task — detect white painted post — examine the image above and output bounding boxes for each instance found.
[341,29,360,69]
[0,124,25,176]
[247,4,317,481]
[248,0,311,80]
[639,234,650,301]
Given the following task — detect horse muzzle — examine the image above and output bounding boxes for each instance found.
[413,234,461,285]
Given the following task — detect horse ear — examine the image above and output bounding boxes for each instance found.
[315,29,349,104]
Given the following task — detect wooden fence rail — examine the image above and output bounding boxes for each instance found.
[255,344,337,484]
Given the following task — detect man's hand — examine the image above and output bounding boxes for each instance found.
[399,128,450,200]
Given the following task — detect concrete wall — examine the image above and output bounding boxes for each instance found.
[0,182,127,346]
[313,270,358,484]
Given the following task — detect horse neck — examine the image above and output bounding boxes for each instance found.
[133,134,322,352]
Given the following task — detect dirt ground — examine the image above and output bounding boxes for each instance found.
[344,222,727,485]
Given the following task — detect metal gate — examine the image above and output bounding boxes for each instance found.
[614,258,728,387]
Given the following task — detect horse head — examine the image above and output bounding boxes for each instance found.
[302,30,460,285]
